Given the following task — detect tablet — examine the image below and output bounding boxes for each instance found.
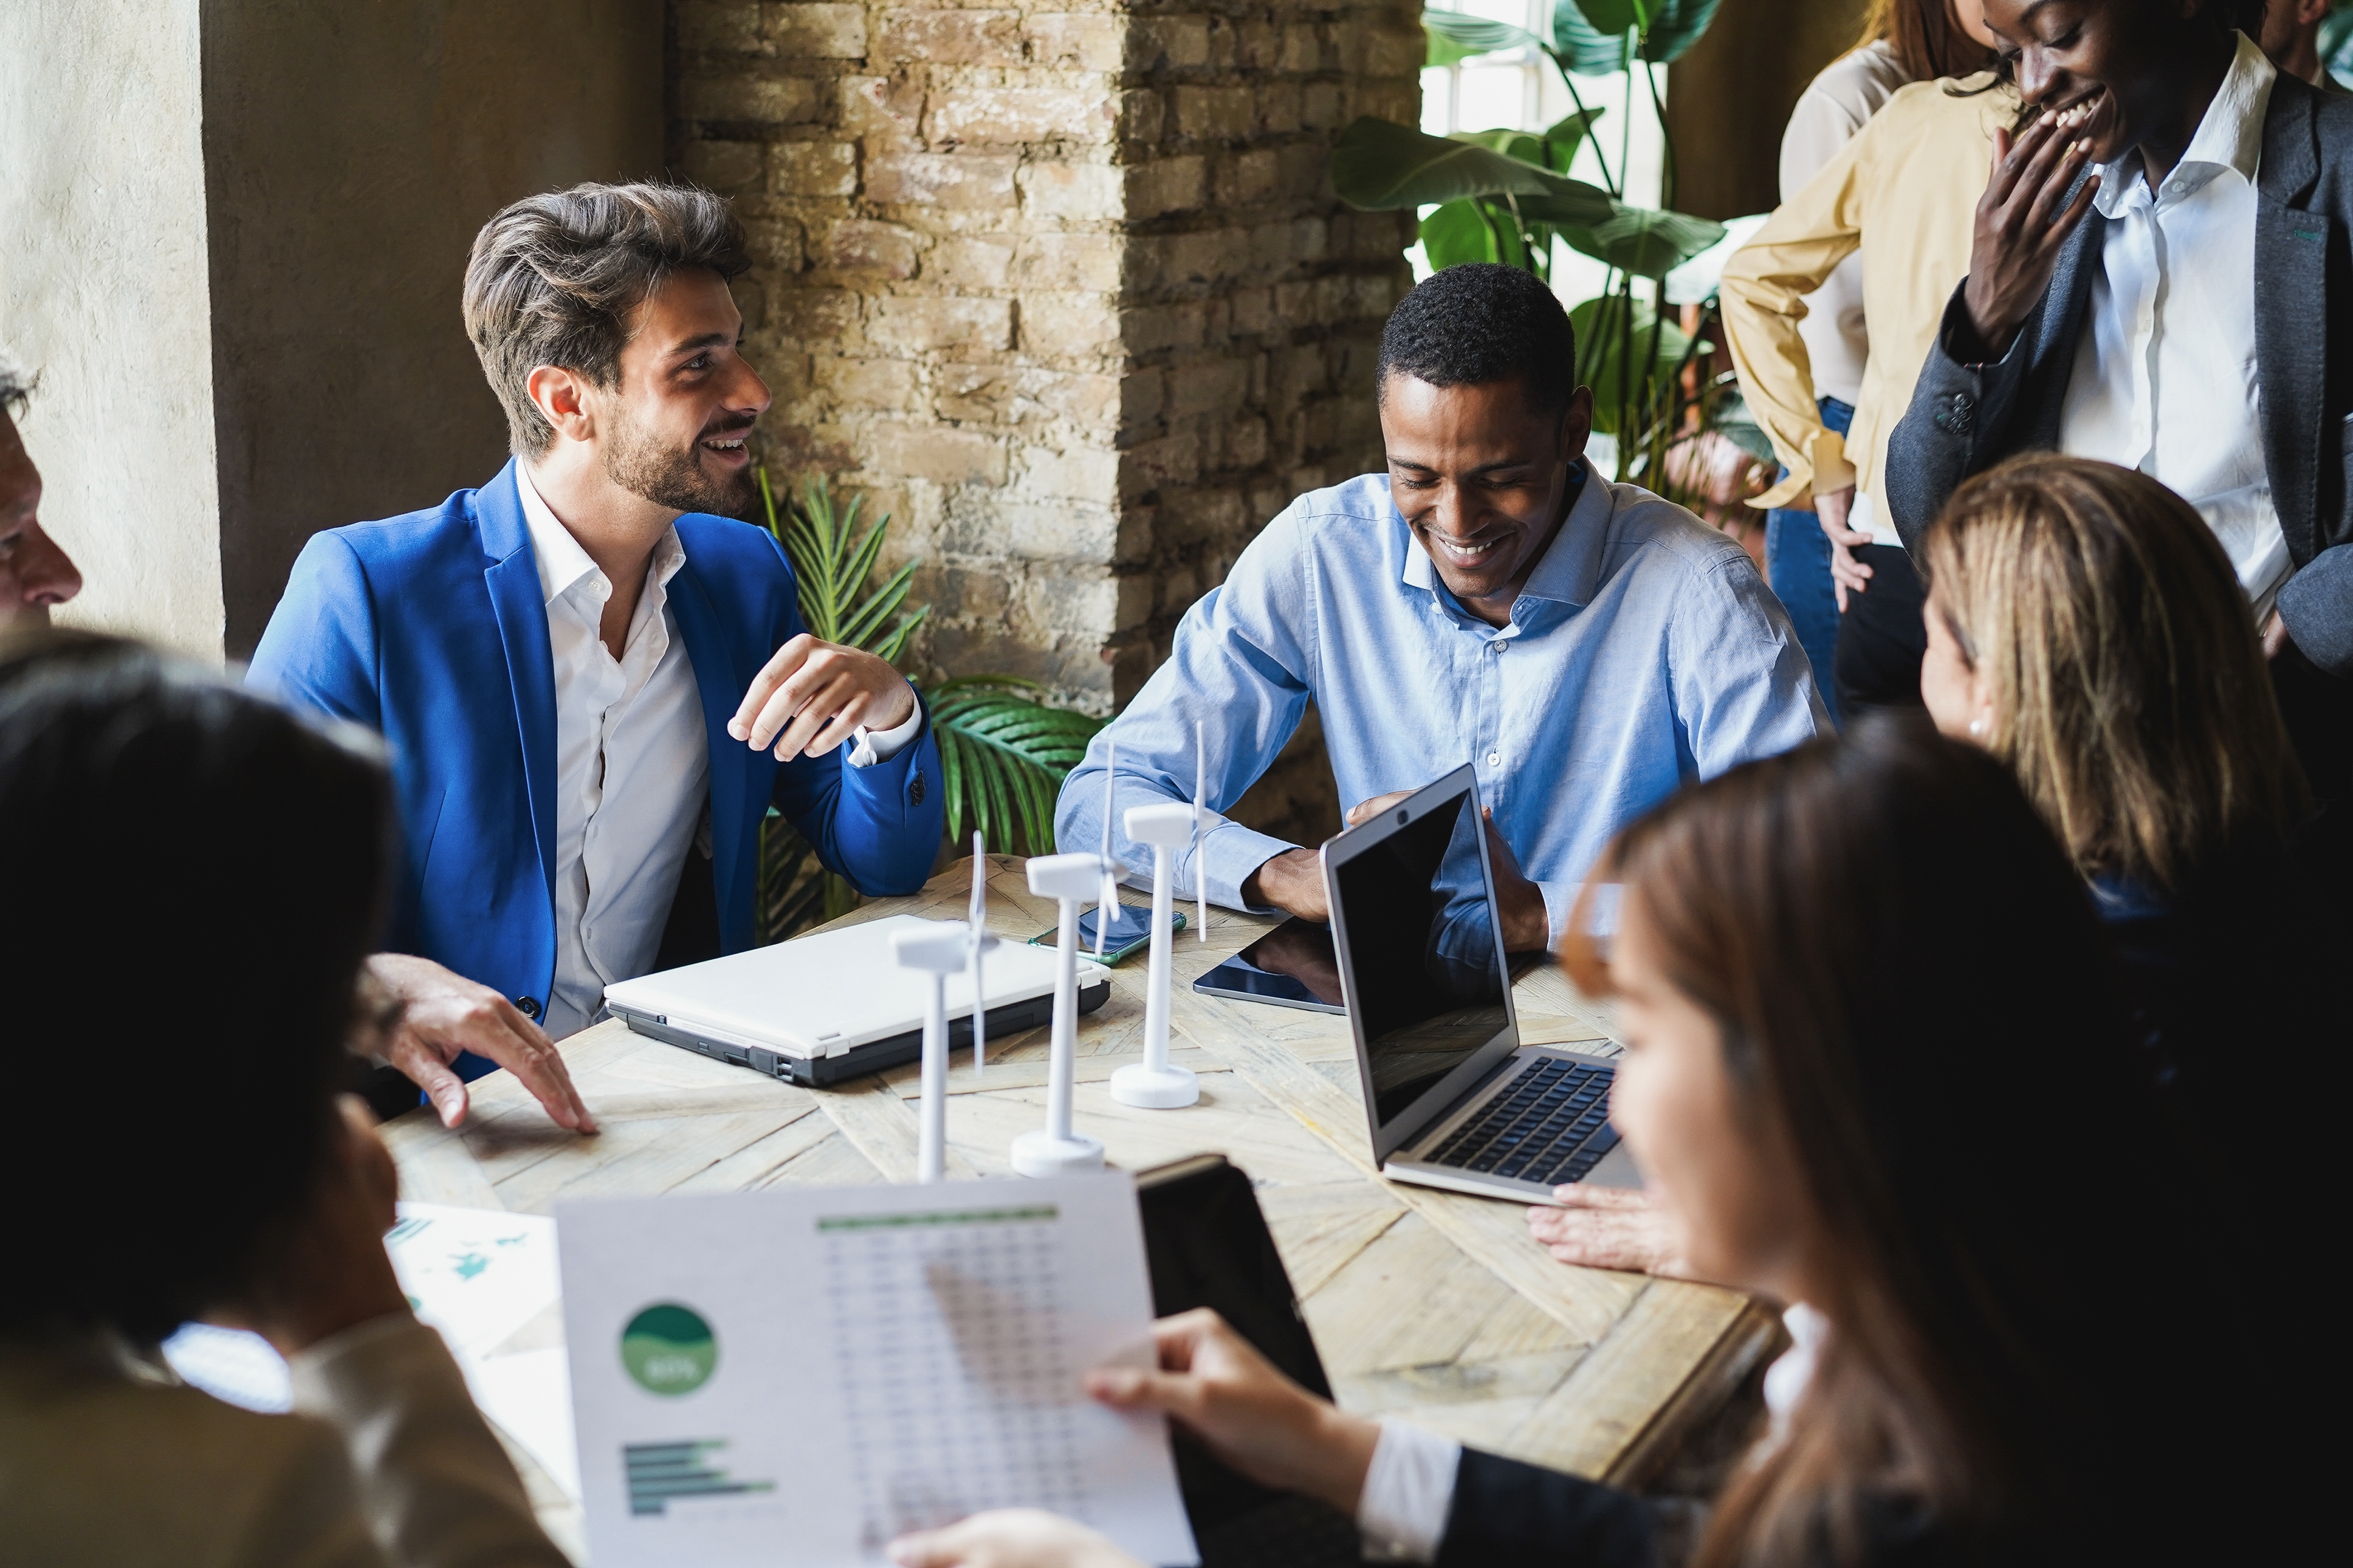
[1190,919,1347,1015]
[1135,1155,1359,1566]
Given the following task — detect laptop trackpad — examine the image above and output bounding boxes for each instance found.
[1583,1140,1644,1190]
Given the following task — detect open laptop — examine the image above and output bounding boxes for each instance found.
[604,914,1113,1087]
[1319,765,1641,1200]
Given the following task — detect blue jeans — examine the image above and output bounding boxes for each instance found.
[1762,395,1853,729]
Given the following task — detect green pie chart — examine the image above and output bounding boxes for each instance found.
[620,1303,718,1396]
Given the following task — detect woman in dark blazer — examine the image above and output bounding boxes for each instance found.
[888,721,2241,1568]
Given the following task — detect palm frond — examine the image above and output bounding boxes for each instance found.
[930,676,1107,856]
[758,471,927,658]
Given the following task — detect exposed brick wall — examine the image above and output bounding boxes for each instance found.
[668,0,1415,843]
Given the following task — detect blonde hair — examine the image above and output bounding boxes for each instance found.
[1918,454,2304,892]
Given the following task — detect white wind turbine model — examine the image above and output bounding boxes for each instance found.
[890,918,970,1183]
[1011,850,1111,1177]
[962,833,998,1077]
[1108,725,1212,1109]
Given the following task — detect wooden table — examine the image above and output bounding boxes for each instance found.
[385,857,1780,1559]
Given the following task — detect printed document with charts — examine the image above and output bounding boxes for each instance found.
[558,1173,1199,1567]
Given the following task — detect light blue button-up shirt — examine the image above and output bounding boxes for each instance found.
[1056,467,1824,942]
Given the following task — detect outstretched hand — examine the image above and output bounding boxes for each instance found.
[1527,1183,1686,1277]
[888,1511,1143,1568]
[1085,1308,1380,1518]
[365,954,596,1133]
[1960,103,2102,360]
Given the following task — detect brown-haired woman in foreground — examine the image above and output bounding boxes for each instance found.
[887,721,2229,1568]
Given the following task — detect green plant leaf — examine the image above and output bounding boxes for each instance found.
[1556,203,1726,278]
[758,470,927,660]
[1423,10,1549,66]
[1451,127,1547,166]
[1540,108,1605,173]
[1331,117,1609,221]
[1554,0,1723,67]
[1571,293,1691,436]
[1418,199,1500,269]
[930,676,1107,857]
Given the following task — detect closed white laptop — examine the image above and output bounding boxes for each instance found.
[604,913,1113,1087]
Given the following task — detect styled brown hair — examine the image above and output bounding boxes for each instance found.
[1917,454,2304,894]
[462,182,751,458]
[1857,0,1997,82]
[1562,718,2203,1565]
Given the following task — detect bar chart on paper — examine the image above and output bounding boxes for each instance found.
[559,1176,1198,1568]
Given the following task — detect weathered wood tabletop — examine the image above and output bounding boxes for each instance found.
[384,857,1780,1559]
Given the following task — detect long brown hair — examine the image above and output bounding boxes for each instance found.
[1563,719,2202,1565]
[1917,454,2304,894]
[1858,0,1997,82]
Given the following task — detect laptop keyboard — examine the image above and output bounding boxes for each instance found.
[1424,1057,1621,1186]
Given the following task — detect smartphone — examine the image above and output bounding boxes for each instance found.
[1028,902,1184,965]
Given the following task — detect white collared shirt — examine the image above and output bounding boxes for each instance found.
[514,467,923,1038]
[2062,32,2291,618]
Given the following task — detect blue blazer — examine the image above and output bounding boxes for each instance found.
[248,460,944,1023]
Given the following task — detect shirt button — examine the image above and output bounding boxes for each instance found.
[1486,751,1501,766]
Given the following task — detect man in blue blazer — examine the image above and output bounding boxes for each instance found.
[252,183,943,1130]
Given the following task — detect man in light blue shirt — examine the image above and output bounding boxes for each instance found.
[1057,263,1824,951]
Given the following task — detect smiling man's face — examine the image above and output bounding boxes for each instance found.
[594,265,772,518]
[1379,372,1592,626]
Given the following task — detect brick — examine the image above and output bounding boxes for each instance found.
[1121,301,1206,354]
[1025,13,1124,70]
[867,422,1008,485]
[678,0,766,54]
[981,501,1121,564]
[1256,81,1304,134]
[1221,149,1281,206]
[772,287,862,344]
[1124,431,1201,492]
[930,235,1017,284]
[1017,160,1120,221]
[1124,156,1204,218]
[877,10,1022,65]
[683,72,817,123]
[1119,89,1166,146]
[929,86,1118,147]
[870,296,1014,353]
[840,75,924,142]
[768,2,866,58]
[769,141,858,196]
[1010,233,1118,292]
[1020,446,1121,502]
[1167,360,1249,417]
[1018,293,1121,355]
[814,355,921,410]
[1300,82,1344,130]
[824,220,920,276]
[1135,15,1212,68]
[1172,86,1256,139]
[867,152,1017,208]
[682,139,765,194]
[743,215,806,272]
[1228,286,1275,337]
[1280,25,1327,72]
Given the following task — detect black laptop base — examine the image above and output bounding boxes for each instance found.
[611,977,1113,1087]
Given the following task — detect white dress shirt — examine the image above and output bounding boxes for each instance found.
[1355,1303,1831,1561]
[1778,40,1909,408]
[514,466,922,1039]
[2062,32,2292,619]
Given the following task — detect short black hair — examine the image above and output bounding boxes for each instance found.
[1377,263,1579,417]
[0,633,393,1342]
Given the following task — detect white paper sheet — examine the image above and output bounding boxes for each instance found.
[470,1345,582,1498]
[558,1174,1198,1568]
[386,1203,560,1361]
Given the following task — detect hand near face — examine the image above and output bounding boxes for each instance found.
[1527,1184,1688,1277]
[1961,108,2102,359]
[365,954,597,1133]
[887,1511,1143,1568]
[1085,1308,1381,1518]
[729,634,916,759]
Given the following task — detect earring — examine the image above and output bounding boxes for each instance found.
[1967,716,1988,738]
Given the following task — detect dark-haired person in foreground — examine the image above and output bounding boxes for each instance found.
[1056,264,1822,953]
[251,183,944,1129]
[1,346,84,626]
[896,721,2233,1568]
[0,634,567,1566]
[1884,0,2353,901]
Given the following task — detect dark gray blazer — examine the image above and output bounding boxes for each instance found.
[1885,72,2353,679]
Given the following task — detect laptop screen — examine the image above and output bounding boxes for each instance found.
[1325,771,1516,1137]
